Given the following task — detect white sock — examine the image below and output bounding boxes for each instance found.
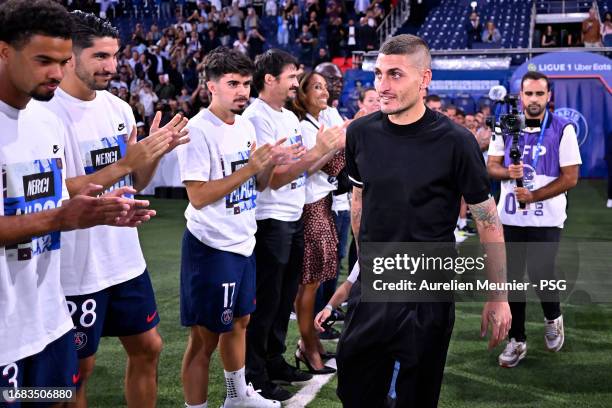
[458,218,467,229]
[224,367,248,399]
[185,402,207,408]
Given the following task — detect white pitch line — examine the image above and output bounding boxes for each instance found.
[284,359,337,408]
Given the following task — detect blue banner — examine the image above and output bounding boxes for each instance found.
[511,52,612,178]
[428,69,513,97]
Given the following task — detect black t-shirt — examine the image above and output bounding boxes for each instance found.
[345,108,490,243]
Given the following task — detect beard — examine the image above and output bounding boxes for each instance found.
[75,59,112,91]
[231,107,246,114]
[380,97,416,116]
[29,81,60,101]
[525,103,545,117]
[30,89,56,101]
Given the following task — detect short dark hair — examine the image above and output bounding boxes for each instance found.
[203,46,254,81]
[424,94,441,104]
[252,49,298,93]
[0,0,72,49]
[379,34,431,69]
[455,108,465,118]
[70,10,119,52]
[359,87,376,102]
[521,71,551,91]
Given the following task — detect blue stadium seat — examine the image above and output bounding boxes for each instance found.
[454,95,476,114]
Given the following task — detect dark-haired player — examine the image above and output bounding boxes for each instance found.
[0,1,151,405]
[40,11,188,407]
[243,49,340,401]
[176,47,289,408]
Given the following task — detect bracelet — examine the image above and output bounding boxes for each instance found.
[324,304,334,312]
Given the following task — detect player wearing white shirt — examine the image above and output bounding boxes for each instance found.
[177,47,287,408]
[40,12,188,408]
[243,49,339,401]
[487,71,581,368]
[0,0,148,400]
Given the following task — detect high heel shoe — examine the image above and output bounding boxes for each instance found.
[320,350,336,360]
[294,348,336,375]
[296,341,336,360]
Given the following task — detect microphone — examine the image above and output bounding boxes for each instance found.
[488,85,508,101]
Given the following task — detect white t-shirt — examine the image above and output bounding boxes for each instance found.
[488,119,582,228]
[0,100,73,366]
[319,107,350,212]
[42,89,146,296]
[301,114,336,204]
[243,98,306,222]
[176,109,257,256]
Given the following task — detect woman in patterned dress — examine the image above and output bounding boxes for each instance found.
[289,71,346,374]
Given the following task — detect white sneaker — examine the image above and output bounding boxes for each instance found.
[222,383,281,408]
[607,199,612,208]
[498,338,527,368]
[544,315,564,352]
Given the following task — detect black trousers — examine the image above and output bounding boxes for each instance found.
[337,281,455,408]
[504,225,562,342]
[245,218,304,382]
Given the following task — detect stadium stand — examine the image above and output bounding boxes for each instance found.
[417,0,532,51]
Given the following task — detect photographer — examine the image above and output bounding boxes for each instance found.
[487,72,582,368]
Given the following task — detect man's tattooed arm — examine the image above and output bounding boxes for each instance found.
[468,197,507,299]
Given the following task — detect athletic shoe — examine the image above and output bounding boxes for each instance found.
[268,359,313,385]
[319,326,341,341]
[222,383,280,408]
[607,199,612,208]
[544,315,564,352]
[498,338,527,368]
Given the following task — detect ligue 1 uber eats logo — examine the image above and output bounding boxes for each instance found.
[555,107,589,147]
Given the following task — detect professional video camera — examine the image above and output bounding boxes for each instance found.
[485,85,526,137]
[485,85,536,210]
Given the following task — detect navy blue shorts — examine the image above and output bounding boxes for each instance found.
[180,229,256,333]
[65,270,160,359]
[0,329,79,408]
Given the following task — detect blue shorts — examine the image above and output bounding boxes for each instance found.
[180,229,256,333]
[0,330,78,408]
[65,270,160,359]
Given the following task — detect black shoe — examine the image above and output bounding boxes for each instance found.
[250,380,293,401]
[294,348,336,375]
[268,359,313,385]
[319,326,341,341]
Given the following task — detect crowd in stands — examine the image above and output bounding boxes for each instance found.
[465,6,610,49]
[53,0,396,134]
[54,0,609,139]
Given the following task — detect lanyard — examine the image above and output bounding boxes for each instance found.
[526,109,548,172]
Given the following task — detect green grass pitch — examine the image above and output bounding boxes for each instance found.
[87,180,612,407]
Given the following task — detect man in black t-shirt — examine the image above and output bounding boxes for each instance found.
[337,34,512,408]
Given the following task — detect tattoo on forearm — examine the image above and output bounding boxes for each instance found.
[469,198,503,236]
